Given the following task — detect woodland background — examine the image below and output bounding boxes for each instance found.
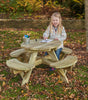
[0,0,84,19]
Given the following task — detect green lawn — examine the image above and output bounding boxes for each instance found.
[0,30,88,100]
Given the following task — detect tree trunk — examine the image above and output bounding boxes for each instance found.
[85,0,88,51]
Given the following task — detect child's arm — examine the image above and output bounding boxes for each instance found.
[59,27,67,41]
[43,26,50,39]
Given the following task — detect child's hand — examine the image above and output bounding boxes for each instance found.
[44,37,48,40]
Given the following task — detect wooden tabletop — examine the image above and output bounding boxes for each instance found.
[21,39,61,51]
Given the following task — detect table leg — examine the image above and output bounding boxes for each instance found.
[48,50,69,83]
[21,69,32,86]
[19,71,24,79]
[29,52,38,64]
[58,69,69,83]
[47,50,58,61]
[21,52,38,85]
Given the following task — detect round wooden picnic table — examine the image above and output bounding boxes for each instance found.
[6,39,77,85]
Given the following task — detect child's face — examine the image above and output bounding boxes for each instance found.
[52,16,59,27]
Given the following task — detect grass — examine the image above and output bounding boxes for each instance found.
[0,30,88,100]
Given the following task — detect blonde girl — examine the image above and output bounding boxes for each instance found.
[43,12,67,70]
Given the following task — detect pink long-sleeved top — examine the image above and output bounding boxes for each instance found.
[43,25,67,49]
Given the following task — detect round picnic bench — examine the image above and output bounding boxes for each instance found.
[6,39,78,85]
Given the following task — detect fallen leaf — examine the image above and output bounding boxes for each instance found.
[2,81,6,86]
[21,90,24,93]
[69,93,75,98]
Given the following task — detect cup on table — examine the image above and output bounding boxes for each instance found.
[23,35,30,45]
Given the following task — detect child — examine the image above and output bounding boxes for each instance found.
[43,12,67,71]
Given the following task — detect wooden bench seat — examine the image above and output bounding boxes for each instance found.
[10,48,27,57]
[50,55,77,69]
[6,59,35,71]
[43,55,77,83]
[62,47,72,54]
[43,55,77,69]
[6,58,36,86]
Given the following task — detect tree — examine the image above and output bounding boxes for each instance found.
[85,0,88,51]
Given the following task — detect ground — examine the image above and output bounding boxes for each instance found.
[0,29,88,100]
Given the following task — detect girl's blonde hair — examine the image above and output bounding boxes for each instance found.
[50,12,63,34]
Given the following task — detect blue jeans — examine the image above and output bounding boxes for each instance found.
[55,48,62,59]
[45,48,62,59]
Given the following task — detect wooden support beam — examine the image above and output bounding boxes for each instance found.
[47,50,58,61]
[21,69,33,86]
[58,69,69,83]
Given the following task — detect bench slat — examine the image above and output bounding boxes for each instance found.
[10,48,27,57]
[62,47,72,54]
[50,56,77,68]
[6,59,35,71]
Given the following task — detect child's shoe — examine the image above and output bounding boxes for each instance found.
[49,68,56,71]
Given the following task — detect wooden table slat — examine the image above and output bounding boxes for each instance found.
[21,40,61,51]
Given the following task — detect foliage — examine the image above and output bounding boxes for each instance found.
[0,0,43,15]
[45,0,57,8]
[0,0,85,19]
[16,0,43,13]
[69,0,84,18]
[0,0,17,13]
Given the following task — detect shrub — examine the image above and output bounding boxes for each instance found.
[69,0,84,19]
